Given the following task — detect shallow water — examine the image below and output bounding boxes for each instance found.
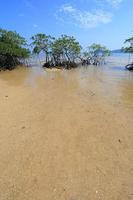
[0,64,133,200]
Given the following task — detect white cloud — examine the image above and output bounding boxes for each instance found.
[78,11,112,28]
[60,5,76,13]
[106,0,123,7]
[57,5,112,28]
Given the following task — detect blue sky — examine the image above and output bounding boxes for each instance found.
[0,0,133,49]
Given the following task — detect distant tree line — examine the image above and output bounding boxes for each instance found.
[1,27,133,71]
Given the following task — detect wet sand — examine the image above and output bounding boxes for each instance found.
[0,65,133,200]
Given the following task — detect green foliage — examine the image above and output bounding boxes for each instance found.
[31,33,54,62]
[123,36,133,53]
[31,33,81,68]
[82,51,91,60]
[31,33,54,53]
[52,35,81,62]
[80,43,110,66]
[0,28,30,70]
[31,33,110,68]
[88,43,110,57]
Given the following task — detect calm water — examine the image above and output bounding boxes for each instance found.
[1,58,133,107]
[107,53,133,66]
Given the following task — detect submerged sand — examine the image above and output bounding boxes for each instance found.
[0,65,133,200]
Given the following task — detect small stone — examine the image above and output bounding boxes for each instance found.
[22,126,26,129]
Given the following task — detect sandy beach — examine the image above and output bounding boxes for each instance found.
[0,64,133,200]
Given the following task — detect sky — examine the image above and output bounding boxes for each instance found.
[0,0,133,49]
